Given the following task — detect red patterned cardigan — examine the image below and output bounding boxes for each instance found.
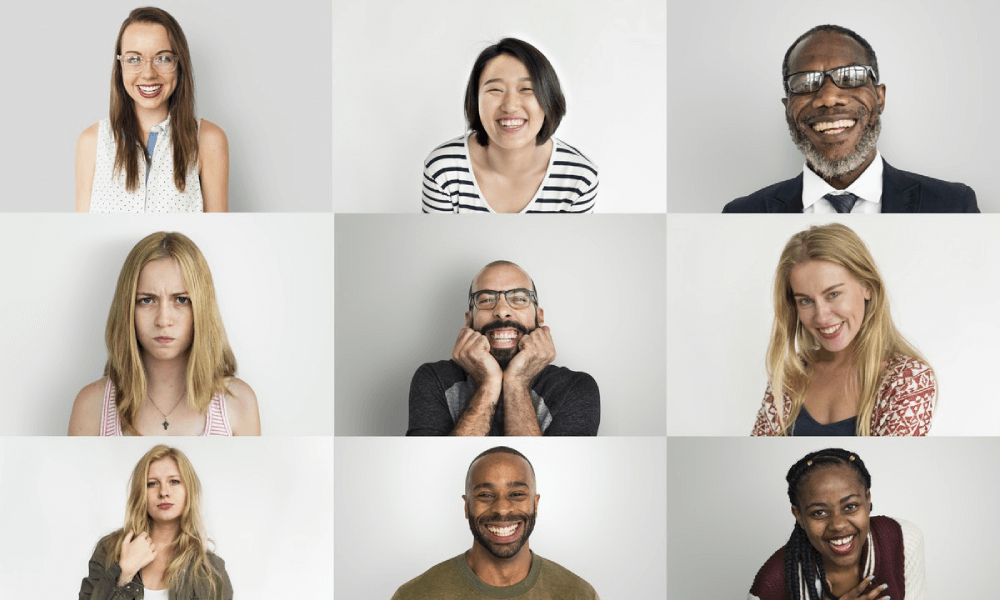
[751,354,936,436]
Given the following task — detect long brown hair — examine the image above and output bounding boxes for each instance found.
[110,7,198,193]
[105,232,237,434]
[766,223,928,435]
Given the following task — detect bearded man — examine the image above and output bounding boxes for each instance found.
[391,447,601,599]
[724,25,978,213]
[406,260,600,436]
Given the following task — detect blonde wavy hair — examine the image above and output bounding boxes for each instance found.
[105,232,236,434]
[107,445,223,597]
[766,223,926,435]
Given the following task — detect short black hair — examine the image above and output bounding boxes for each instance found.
[464,38,566,147]
[782,25,879,94]
[465,446,536,492]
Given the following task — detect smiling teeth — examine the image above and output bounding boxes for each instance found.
[819,323,842,335]
[490,331,518,340]
[830,535,854,546]
[139,85,161,92]
[812,119,856,133]
[486,523,518,536]
[500,119,526,127]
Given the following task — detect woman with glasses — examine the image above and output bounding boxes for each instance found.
[69,232,260,436]
[79,445,234,599]
[422,38,597,213]
[748,448,927,600]
[752,223,936,436]
[76,7,228,212]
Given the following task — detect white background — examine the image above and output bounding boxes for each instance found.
[0,437,333,598]
[668,437,998,597]
[667,215,1000,435]
[332,0,667,213]
[335,214,666,436]
[668,0,998,212]
[336,437,666,598]
[0,215,333,435]
[0,0,331,212]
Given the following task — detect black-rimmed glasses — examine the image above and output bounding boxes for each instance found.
[784,65,877,95]
[118,53,178,74]
[469,289,537,310]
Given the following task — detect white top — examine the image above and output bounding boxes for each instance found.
[801,150,883,214]
[90,116,204,213]
[421,134,598,213]
[143,587,169,600]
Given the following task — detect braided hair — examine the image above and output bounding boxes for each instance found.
[783,448,872,600]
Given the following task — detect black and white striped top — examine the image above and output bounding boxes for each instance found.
[422,134,598,213]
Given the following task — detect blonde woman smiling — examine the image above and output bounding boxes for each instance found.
[69,232,259,436]
[76,7,228,212]
[752,223,935,436]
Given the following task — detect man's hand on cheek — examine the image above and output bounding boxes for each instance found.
[452,327,503,389]
[504,326,556,387]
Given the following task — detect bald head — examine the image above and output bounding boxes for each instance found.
[465,446,537,496]
[469,260,537,297]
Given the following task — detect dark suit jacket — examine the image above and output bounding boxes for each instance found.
[723,159,979,213]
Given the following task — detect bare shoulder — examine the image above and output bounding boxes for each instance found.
[224,377,260,436]
[69,378,107,436]
[77,123,100,149]
[198,119,228,150]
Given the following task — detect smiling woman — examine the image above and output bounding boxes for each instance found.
[78,445,233,599]
[752,223,935,436]
[421,38,597,213]
[748,448,927,600]
[75,7,228,213]
[68,232,260,436]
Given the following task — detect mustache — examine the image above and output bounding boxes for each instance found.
[478,320,530,336]
[476,513,530,526]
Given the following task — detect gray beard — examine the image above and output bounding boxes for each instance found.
[789,114,881,180]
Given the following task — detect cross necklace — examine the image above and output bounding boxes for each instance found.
[147,390,186,431]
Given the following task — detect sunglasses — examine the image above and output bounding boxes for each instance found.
[784,65,877,95]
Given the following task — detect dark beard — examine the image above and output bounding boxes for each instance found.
[788,107,881,180]
[467,511,537,559]
[478,319,534,370]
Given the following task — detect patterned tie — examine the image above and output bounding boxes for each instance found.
[823,192,859,214]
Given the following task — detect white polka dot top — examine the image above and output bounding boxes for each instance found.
[90,116,204,213]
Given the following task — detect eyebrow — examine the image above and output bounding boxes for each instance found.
[122,49,174,55]
[792,283,844,298]
[473,481,530,491]
[482,77,533,87]
[804,493,861,510]
[136,290,189,296]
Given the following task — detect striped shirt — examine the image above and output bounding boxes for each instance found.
[422,134,598,213]
[100,378,232,436]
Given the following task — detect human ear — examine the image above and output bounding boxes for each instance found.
[465,312,472,328]
[863,285,871,301]
[875,84,886,114]
[536,307,544,327]
[791,505,802,528]
[463,495,469,519]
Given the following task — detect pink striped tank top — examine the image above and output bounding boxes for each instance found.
[100,379,232,436]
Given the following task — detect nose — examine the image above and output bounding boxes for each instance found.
[491,294,514,319]
[811,76,848,108]
[140,58,157,78]
[159,486,169,499]
[500,88,521,112]
[828,511,850,533]
[154,303,173,327]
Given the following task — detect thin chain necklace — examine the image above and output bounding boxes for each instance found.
[147,389,186,431]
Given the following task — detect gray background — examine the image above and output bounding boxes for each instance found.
[668,0,997,212]
[332,0,667,213]
[667,214,1000,436]
[1,0,331,212]
[334,214,666,436]
[0,215,333,435]
[668,437,998,597]
[0,437,333,598]
[336,437,666,598]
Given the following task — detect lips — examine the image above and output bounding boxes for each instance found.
[157,503,173,510]
[484,521,522,542]
[816,322,844,339]
[137,84,163,98]
[154,336,174,344]
[486,328,520,348]
[812,119,856,134]
[827,533,857,555]
[497,117,527,132]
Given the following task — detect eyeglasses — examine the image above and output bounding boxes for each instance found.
[784,65,877,95]
[118,53,178,74]
[469,288,537,311]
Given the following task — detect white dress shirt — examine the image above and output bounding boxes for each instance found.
[801,150,883,213]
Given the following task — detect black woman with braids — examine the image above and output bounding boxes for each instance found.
[748,448,927,600]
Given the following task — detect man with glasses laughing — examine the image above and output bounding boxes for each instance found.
[407,261,599,436]
[724,24,978,213]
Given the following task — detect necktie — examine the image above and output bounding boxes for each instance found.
[823,192,859,214]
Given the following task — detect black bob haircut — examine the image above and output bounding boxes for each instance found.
[464,38,566,147]
[782,25,879,94]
